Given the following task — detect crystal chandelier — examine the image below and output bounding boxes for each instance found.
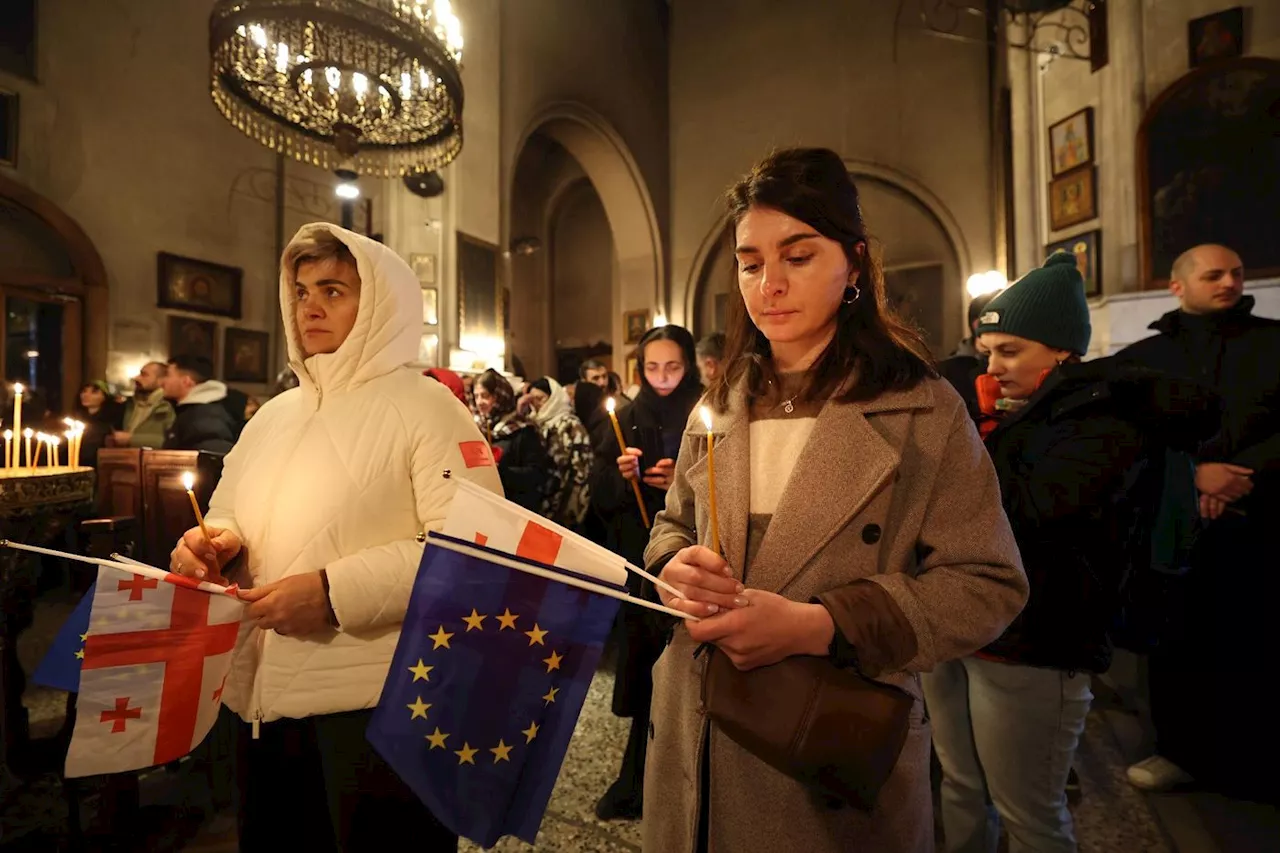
[209,0,465,177]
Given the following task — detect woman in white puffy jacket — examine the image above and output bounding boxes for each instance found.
[170,223,502,851]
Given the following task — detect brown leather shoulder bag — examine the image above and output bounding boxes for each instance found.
[700,646,913,810]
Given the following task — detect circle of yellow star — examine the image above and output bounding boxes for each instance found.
[461,609,487,632]
[408,659,434,682]
[425,727,449,749]
[542,650,564,672]
[491,739,513,763]
[455,743,478,765]
[496,608,519,630]
[75,649,85,660]
[406,696,431,720]
[429,625,455,650]
[522,722,539,743]
[542,686,559,706]
[524,623,548,646]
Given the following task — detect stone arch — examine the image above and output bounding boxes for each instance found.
[683,160,971,336]
[506,103,663,374]
[0,171,108,385]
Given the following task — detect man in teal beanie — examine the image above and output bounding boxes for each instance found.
[976,252,1092,357]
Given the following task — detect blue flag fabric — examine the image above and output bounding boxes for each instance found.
[31,589,92,692]
[367,533,623,848]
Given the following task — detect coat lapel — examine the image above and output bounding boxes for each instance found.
[749,382,935,594]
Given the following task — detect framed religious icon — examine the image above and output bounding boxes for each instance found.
[625,354,639,387]
[0,88,17,167]
[624,309,651,345]
[1045,230,1102,298]
[223,327,270,383]
[1048,166,1097,232]
[1048,107,1094,177]
[167,315,218,367]
[157,252,243,319]
[421,287,438,325]
[1189,7,1244,68]
[410,253,437,284]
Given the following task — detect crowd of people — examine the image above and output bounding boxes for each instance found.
[55,145,1268,853]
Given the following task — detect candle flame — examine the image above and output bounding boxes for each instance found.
[700,405,713,431]
[23,428,33,438]
[606,397,616,414]
[63,417,74,427]
[13,383,22,394]
[3,430,10,439]
[182,471,195,491]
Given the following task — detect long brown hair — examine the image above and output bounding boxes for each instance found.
[709,148,934,412]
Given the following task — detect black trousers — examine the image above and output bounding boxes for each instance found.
[236,708,458,852]
[1148,512,1279,803]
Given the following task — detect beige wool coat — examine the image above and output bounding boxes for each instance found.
[642,376,1027,853]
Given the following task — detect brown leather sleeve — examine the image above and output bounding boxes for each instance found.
[814,580,919,678]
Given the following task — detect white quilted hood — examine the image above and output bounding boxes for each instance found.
[282,223,421,400]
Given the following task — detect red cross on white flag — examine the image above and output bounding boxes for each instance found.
[442,479,628,586]
[64,563,249,778]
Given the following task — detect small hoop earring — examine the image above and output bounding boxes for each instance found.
[842,284,861,305]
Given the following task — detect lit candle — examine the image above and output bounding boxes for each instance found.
[12,383,22,468]
[23,428,34,472]
[182,471,213,543]
[700,406,720,556]
[32,433,47,468]
[50,436,62,470]
[606,397,651,529]
[74,424,85,468]
[3,429,11,468]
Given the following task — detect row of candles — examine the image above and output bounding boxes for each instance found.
[4,383,87,471]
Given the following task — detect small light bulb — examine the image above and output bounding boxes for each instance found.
[335,182,360,200]
[325,66,341,91]
[653,312,669,328]
[249,24,267,49]
[275,43,289,73]
[352,72,368,96]
[401,71,412,99]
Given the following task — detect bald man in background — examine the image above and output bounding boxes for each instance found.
[1119,244,1280,803]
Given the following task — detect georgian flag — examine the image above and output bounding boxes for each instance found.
[65,563,249,778]
[442,479,628,587]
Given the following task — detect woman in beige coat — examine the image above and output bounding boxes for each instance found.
[643,148,1028,853]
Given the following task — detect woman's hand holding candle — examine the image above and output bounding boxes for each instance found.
[616,448,676,490]
[684,590,836,671]
[170,526,242,584]
[657,545,749,619]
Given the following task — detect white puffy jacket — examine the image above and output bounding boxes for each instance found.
[206,223,502,725]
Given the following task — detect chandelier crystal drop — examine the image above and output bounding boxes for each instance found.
[209,0,465,177]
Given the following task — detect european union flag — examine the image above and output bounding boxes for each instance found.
[31,589,92,692]
[367,533,622,848]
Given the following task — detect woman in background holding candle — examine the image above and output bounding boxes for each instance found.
[642,149,1028,853]
[72,380,124,469]
[590,323,703,821]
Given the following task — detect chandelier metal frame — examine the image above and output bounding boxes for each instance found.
[209,0,465,177]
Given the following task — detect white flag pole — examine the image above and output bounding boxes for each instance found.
[428,535,699,622]
[0,540,235,597]
[623,561,684,600]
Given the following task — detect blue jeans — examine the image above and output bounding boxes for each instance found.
[922,656,1092,853]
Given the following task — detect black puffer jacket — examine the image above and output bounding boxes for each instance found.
[979,358,1219,673]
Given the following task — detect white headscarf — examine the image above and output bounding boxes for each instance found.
[531,376,573,426]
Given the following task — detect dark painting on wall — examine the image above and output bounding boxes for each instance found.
[158,252,243,319]
[1140,58,1280,286]
[1046,230,1102,298]
[883,264,945,355]
[457,233,499,341]
[167,316,218,368]
[1189,7,1244,68]
[223,328,270,383]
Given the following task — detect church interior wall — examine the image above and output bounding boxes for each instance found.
[1009,0,1280,357]
[668,0,996,349]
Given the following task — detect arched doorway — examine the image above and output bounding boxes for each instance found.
[505,103,663,381]
[684,164,971,357]
[0,172,107,415]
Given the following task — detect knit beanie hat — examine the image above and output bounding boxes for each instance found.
[975,252,1092,354]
